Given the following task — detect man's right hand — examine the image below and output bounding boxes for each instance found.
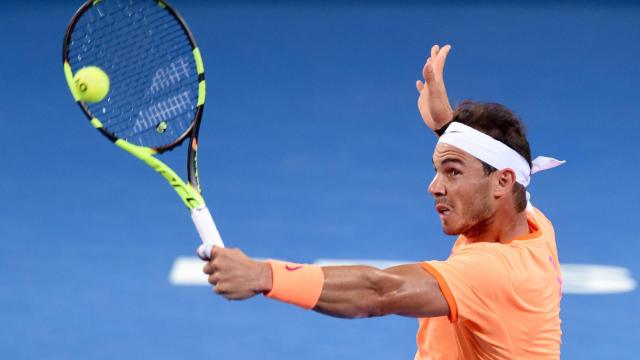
[416,44,453,133]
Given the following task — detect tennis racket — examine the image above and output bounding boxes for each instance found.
[63,0,223,259]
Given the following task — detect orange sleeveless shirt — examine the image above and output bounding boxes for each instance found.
[416,208,562,359]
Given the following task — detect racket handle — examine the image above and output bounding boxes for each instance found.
[191,205,224,260]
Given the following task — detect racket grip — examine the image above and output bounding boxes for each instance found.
[191,205,225,260]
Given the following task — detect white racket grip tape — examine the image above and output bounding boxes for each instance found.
[191,205,224,260]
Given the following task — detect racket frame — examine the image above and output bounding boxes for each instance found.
[62,0,223,251]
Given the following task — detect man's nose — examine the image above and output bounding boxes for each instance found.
[428,174,445,196]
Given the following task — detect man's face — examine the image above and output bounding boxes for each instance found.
[429,143,495,235]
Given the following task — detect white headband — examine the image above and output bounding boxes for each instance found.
[438,122,565,189]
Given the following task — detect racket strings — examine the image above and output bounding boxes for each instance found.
[67,0,199,149]
[73,1,197,141]
[78,44,192,139]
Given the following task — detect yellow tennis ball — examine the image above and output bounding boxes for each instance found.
[73,66,110,103]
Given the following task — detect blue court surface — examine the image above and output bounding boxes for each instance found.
[1,0,639,358]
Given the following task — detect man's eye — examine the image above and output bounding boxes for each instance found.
[449,169,461,176]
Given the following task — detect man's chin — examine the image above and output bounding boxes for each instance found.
[442,227,461,235]
[440,221,463,235]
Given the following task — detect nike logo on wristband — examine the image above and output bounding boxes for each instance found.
[285,264,303,271]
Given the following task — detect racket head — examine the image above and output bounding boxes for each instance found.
[62,0,206,154]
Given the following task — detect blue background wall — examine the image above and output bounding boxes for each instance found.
[0,1,638,358]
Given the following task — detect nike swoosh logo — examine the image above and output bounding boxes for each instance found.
[285,264,303,271]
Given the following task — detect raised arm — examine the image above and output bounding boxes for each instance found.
[416,44,454,133]
[202,247,449,319]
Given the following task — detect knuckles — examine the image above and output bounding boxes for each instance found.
[208,273,220,285]
[202,260,220,274]
[202,262,213,274]
[210,246,221,258]
[204,246,252,300]
[214,283,227,295]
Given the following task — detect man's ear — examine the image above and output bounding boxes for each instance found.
[494,169,517,198]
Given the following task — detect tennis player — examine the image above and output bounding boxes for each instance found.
[201,44,563,359]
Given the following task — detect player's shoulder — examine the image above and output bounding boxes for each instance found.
[448,241,506,270]
[529,206,553,227]
[528,207,557,239]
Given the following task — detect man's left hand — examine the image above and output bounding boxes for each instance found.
[416,44,453,132]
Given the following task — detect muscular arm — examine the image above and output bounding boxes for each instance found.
[314,264,449,319]
[202,247,449,319]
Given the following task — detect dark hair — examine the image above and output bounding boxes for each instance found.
[443,101,532,212]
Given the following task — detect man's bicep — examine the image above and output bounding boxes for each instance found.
[379,264,449,318]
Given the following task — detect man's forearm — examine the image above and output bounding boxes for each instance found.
[312,264,449,319]
[313,265,402,318]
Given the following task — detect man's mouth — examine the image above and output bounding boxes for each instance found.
[435,204,452,217]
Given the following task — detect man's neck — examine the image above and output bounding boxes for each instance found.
[464,209,530,244]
